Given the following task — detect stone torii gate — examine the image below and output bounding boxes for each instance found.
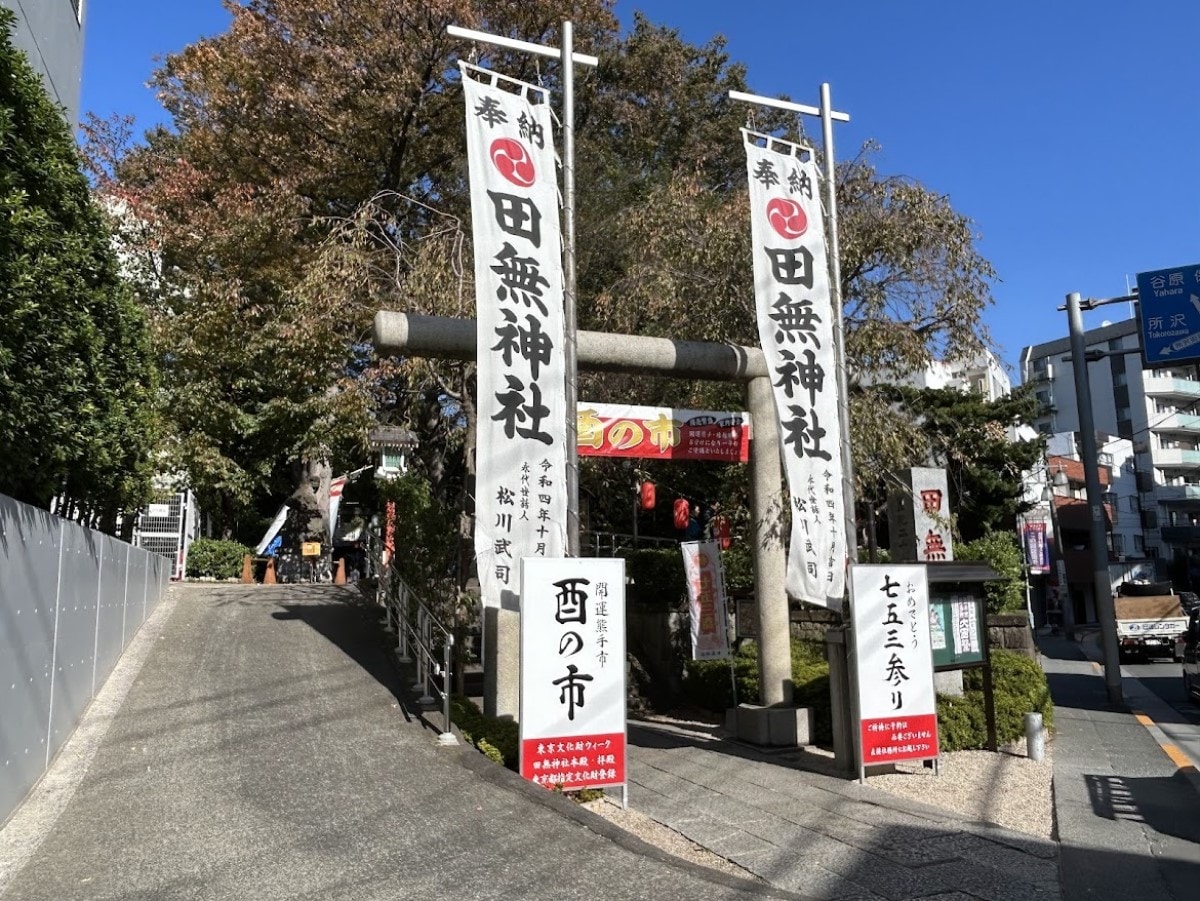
[373,311,794,719]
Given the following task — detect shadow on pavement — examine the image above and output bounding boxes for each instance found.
[1085,772,1200,844]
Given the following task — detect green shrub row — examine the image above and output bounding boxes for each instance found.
[686,640,1053,752]
[451,695,519,769]
[939,649,1055,750]
[186,538,254,580]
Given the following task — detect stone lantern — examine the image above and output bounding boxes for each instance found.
[367,425,418,480]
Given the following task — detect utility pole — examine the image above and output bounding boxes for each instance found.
[1064,291,1126,705]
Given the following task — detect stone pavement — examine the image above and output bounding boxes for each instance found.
[624,722,1060,901]
[10,582,1200,900]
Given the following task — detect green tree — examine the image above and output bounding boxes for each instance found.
[0,9,157,530]
[873,384,1046,544]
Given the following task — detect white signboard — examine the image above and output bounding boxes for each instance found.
[462,63,568,611]
[851,564,939,766]
[743,130,846,609]
[519,557,626,790]
[681,540,731,660]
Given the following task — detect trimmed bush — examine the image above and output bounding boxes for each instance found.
[186,538,254,580]
[451,695,519,769]
[686,641,1052,752]
[685,638,834,745]
[938,649,1054,750]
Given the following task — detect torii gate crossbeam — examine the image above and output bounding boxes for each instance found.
[374,311,792,718]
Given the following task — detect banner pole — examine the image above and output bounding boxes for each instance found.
[819,82,865,781]
[562,20,580,557]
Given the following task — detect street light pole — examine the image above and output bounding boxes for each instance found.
[1065,291,1123,705]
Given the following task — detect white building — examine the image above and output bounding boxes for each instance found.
[1021,316,1193,586]
[865,349,1012,402]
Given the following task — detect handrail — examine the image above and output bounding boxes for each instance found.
[366,528,457,746]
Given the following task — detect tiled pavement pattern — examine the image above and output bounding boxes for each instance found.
[626,725,1061,901]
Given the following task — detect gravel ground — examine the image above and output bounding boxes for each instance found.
[582,797,764,881]
[865,742,1055,839]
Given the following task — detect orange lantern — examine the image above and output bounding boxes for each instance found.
[639,481,656,510]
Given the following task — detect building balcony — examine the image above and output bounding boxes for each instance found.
[1152,412,1200,432]
[1155,484,1200,502]
[1143,374,1200,398]
[1153,448,1200,468]
[1160,525,1200,545]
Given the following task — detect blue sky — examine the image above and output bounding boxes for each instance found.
[81,1,1200,380]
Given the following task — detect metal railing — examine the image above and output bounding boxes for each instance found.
[378,567,458,746]
[582,530,678,557]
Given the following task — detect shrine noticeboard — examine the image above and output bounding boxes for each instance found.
[928,592,986,669]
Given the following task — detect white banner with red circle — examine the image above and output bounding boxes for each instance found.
[744,131,846,609]
[462,64,567,610]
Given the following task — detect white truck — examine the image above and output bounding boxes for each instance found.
[1115,593,1190,663]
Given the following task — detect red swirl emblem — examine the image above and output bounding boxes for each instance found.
[766,197,808,240]
[490,138,535,188]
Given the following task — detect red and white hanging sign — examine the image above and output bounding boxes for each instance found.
[577,402,751,463]
[462,63,567,610]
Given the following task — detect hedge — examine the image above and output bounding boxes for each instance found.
[686,641,1053,752]
[451,695,519,769]
[942,648,1055,749]
[186,538,254,580]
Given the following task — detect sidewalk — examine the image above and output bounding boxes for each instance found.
[1038,630,1200,900]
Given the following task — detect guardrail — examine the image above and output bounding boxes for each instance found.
[378,567,458,746]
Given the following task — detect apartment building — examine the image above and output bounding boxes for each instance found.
[1021,316,1200,586]
[2,0,86,123]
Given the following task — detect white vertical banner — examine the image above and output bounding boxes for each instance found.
[462,63,568,611]
[744,130,846,609]
[681,540,731,660]
[519,557,627,790]
[851,564,939,765]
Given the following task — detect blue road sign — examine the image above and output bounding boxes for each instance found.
[1138,263,1200,367]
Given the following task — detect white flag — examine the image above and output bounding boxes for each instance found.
[744,131,846,609]
[462,63,568,610]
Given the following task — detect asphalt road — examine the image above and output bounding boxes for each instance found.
[1124,658,1200,769]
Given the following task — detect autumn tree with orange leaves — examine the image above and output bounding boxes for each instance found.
[91,0,1000,547]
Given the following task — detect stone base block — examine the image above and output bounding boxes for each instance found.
[729,704,813,747]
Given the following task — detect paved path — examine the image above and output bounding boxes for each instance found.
[626,723,1060,901]
[1039,633,1200,901]
[9,583,1200,901]
[0,584,800,901]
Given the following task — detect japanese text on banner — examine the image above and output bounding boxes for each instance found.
[743,131,846,608]
[462,64,568,610]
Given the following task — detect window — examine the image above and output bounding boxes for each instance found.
[1135,535,1145,552]
[1108,338,1123,351]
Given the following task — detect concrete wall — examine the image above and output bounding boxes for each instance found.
[2,0,85,123]
[1,493,169,825]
